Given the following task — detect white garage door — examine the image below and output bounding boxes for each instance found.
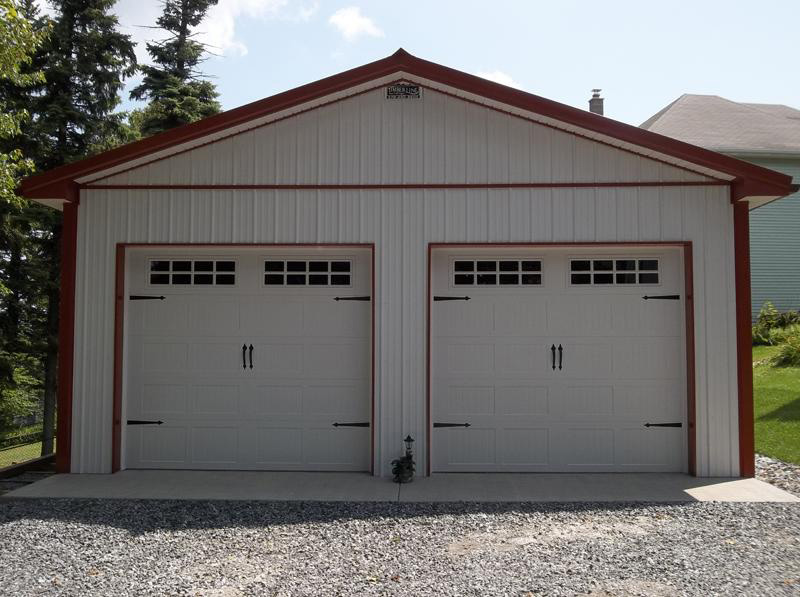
[124,248,372,471]
[432,247,688,472]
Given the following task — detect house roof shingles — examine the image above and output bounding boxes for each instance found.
[641,94,800,155]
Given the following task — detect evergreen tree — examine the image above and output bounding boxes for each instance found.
[0,0,135,455]
[131,0,221,137]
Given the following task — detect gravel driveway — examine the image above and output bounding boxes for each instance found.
[0,499,798,596]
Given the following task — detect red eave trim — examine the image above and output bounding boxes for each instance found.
[19,49,794,201]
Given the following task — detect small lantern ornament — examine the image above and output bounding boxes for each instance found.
[392,435,416,483]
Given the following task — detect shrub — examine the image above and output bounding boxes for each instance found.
[757,302,780,329]
[776,310,800,328]
[752,323,772,346]
[768,324,800,346]
[772,334,800,367]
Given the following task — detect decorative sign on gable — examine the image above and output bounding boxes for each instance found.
[386,84,422,99]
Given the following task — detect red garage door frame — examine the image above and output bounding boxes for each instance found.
[426,241,698,476]
[111,242,376,474]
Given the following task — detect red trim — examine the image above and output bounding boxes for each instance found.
[82,181,730,191]
[111,243,376,473]
[426,244,433,475]
[111,246,125,472]
[684,245,697,475]
[426,241,697,476]
[56,188,79,473]
[20,49,793,201]
[734,202,755,477]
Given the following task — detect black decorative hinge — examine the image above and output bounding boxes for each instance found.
[434,296,471,302]
[129,295,166,301]
[642,295,680,301]
[433,422,471,428]
[127,420,164,425]
[332,422,370,427]
[334,296,371,301]
[644,422,683,428]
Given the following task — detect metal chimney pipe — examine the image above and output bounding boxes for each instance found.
[589,89,604,116]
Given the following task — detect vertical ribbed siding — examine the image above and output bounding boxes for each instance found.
[91,87,714,187]
[74,185,738,476]
[748,158,800,320]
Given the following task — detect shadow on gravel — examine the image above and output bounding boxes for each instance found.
[0,499,752,534]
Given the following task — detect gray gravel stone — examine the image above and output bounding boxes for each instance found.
[0,499,798,596]
[757,453,800,497]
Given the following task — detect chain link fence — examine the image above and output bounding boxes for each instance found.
[0,410,55,469]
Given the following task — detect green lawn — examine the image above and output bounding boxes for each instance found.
[0,441,53,469]
[754,346,800,465]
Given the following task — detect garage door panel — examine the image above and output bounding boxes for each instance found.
[562,343,613,379]
[305,343,369,379]
[433,247,686,473]
[305,301,370,338]
[613,338,682,380]
[190,342,247,373]
[193,385,241,416]
[443,386,495,415]
[140,384,187,415]
[303,428,370,468]
[495,385,550,415]
[446,343,494,374]
[499,429,549,465]
[136,426,188,465]
[187,297,241,335]
[191,426,239,465]
[255,427,303,465]
[438,428,496,466]
[125,249,372,472]
[253,385,303,415]
[563,428,615,466]
[613,384,684,419]
[562,385,613,416]
[616,428,683,468]
[137,298,190,333]
[303,384,369,415]
[242,300,304,336]
[143,342,189,373]
[493,299,548,336]
[548,296,612,336]
[495,344,553,376]
[612,299,682,336]
[436,302,494,337]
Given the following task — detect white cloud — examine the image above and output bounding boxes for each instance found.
[475,70,523,90]
[197,0,289,57]
[328,6,384,42]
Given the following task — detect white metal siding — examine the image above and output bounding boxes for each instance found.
[73,185,739,477]
[91,88,714,187]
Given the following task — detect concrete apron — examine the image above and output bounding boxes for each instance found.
[2,471,798,503]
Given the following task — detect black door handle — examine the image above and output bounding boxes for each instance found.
[242,344,247,369]
[550,344,556,370]
[558,344,563,370]
[248,344,254,369]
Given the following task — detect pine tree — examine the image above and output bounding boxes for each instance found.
[131,0,221,137]
[0,0,136,455]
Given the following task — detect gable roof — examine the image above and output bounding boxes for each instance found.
[641,94,800,155]
[19,49,795,204]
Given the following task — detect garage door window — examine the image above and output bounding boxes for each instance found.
[453,259,542,286]
[264,259,352,286]
[149,259,236,285]
[570,258,659,285]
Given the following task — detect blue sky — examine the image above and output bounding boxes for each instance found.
[93,0,800,125]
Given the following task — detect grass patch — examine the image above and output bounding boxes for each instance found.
[754,348,800,465]
[0,440,54,469]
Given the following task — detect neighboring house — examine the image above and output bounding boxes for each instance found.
[19,50,793,481]
[642,95,800,320]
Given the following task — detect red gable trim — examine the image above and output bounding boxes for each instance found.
[19,49,794,201]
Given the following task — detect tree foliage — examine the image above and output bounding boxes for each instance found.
[131,0,221,137]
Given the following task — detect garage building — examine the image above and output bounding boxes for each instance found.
[20,50,795,478]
